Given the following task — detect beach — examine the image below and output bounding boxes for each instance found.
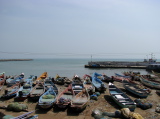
[0,81,160,119]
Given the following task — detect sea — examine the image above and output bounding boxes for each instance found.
[0,58,154,79]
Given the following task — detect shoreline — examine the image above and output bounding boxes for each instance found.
[0,59,33,62]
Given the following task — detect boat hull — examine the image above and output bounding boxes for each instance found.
[111,96,136,111]
[124,85,148,98]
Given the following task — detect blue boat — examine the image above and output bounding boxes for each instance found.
[92,72,107,92]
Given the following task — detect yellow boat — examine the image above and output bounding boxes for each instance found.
[33,72,48,85]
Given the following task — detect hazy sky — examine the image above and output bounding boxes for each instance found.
[0,0,160,59]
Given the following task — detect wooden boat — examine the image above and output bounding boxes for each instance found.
[72,75,84,94]
[33,72,48,85]
[83,75,95,95]
[92,72,107,92]
[101,73,114,83]
[141,74,160,83]
[114,73,132,82]
[56,84,75,108]
[10,110,35,119]
[0,72,5,78]
[109,82,136,111]
[23,75,36,83]
[123,81,149,98]
[44,78,58,94]
[38,87,57,109]
[70,88,90,111]
[0,72,6,90]
[15,80,33,101]
[55,74,66,85]
[64,78,72,87]
[7,74,24,87]
[29,82,45,101]
[140,76,160,89]
[1,82,20,99]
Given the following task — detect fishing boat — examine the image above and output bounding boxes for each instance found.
[140,76,160,89]
[10,110,35,119]
[114,73,132,82]
[109,82,136,111]
[55,74,67,85]
[0,72,6,90]
[72,75,84,94]
[70,88,90,111]
[44,78,58,94]
[23,75,36,83]
[83,75,95,95]
[15,80,33,101]
[123,81,149,98]
[56,84,75,108]
[141,74,160,83]
[38,87,57,109]
[101,73,114,83]
[29,82,45,101]
[1,82,20,99]
[7,73,24,87]
[33,72,48,85]
[92,72,107,92]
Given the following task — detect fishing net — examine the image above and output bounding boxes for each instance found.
[22,90,30,94]
[129,112,143,119]
[6,102,28,112]
[121,108,130,118]
[42,95,54,99]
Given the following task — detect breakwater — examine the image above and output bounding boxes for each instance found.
[0,59,33,62]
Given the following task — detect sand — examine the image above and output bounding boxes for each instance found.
[0,81,160,119]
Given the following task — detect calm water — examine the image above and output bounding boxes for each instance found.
[0,58,151,78]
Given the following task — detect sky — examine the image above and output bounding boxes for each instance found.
[0,0,160,59]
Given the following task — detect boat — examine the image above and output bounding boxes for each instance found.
[70,88,90,111]
[15,80,33,101]
[109,82,136,111]
[55,74,66,85]
[92,72,107,92]
[29,82,45,101]
[101,73,114,83]
[114,73,131,82]
[7,73,25,87]
[44,78,58,94]
[140,76,160,89]
[141,74,160,83]
[23,75,36,83]
[10,110,35,119]
[0,72,6,90]
[1,82,20,99]
[72,75,84,94]
[38,86,57,109]
[56,84,75,108]
[123,71,141,81]
[147,64,160,72]
[123,81,149,98]
[33,72,48,85]
[83,75,95,95]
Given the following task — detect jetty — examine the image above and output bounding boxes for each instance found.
[0,59,33,62]
[84,58,160,69]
